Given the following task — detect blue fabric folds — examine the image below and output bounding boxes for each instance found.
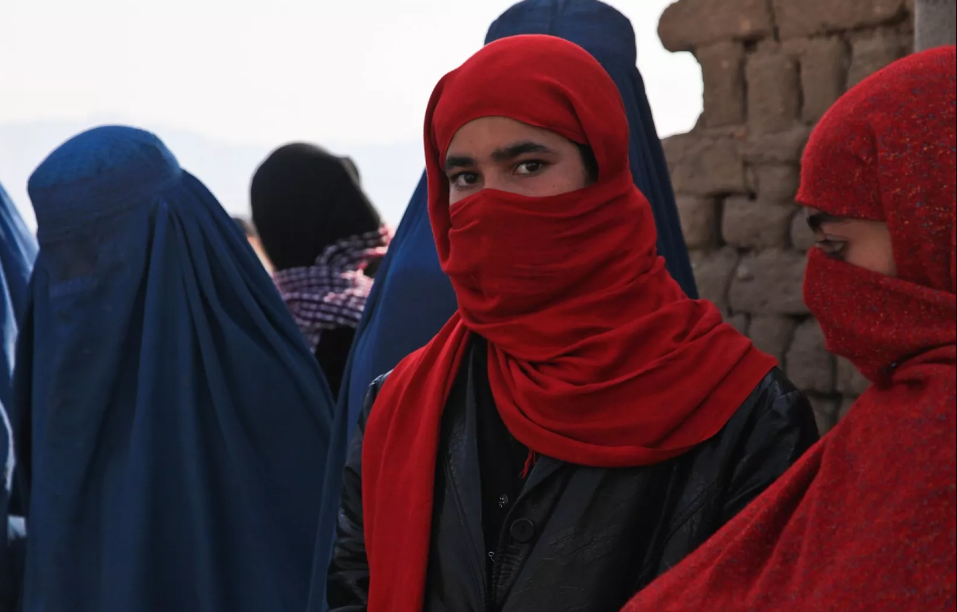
[0,183,36,409]
[0,182,36,611]
[306,0,697,608]
[9,126,335,612]
[305,174,453,611]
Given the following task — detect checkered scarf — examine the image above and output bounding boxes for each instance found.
[273,226,391,352]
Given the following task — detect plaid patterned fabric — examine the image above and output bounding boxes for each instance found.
[273,226,391,351]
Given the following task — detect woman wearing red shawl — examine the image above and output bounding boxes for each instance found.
[326,35,819,612]
[623,46,957,612]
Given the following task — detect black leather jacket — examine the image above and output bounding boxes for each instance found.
[327,363,818,612]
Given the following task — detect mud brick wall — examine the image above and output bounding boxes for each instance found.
[658,0,915,434]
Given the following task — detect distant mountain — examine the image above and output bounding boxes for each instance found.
[0,118,422,231]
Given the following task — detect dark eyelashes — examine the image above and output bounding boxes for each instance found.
[516,159,547,171]
[448,171,478,183]
[815,239,847,258]
[447,159,550,187]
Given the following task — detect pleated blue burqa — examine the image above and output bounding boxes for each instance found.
[10,126,335,612]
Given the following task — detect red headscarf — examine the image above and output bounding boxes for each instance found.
[623,47,956,612]
[360,35,776,612]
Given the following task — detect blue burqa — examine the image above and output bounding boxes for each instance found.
[306,0,697,608]
[9,126,335,612]
[0,182,36,611]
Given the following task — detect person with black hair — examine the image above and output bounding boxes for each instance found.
[251,144,390,397]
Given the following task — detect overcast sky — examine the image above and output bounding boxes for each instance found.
[0,0,703,228]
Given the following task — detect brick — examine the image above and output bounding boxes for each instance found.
[742,127,811,164]
[836,357,871,396]
[660,133,687,173]
[690,247,740,312]
[727,313,751,336]
[771,0,908,39]
[786,318,836,393]
[661,131,701,167]
[779,39,810,55]
[658,0,775,52]
[838,397,857,421]
[697,41,747,127]
[799,38,849,123]
[901,29,916,55]
[670,138,749,197]
[808,394,840,434]
[722,197,795,249]
[753,164,801,200]
[676,196,719,249]
[790,210,817,251]
[847,21,916,43]
[847,34,908,87]
[748,315,798,362]
[746,52,801,134]
[730,249,809,315]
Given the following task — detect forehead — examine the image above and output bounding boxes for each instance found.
[446,117,572,154]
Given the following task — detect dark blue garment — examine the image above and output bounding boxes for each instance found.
[9,126,335,612]
[0,182,36,611]
[305,174,451,612]
[306,1,697,609]
[0,183,37,406]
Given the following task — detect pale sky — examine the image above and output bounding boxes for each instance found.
[0,0,703,229]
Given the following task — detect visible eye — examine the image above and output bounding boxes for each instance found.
[814,239,847,259]
[515,160,547,175]
[449,172,480,189]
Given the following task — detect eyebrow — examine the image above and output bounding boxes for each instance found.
[444,140,554,172]
[806,211,848,230]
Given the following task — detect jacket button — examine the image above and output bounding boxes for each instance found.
[509,518,536,543]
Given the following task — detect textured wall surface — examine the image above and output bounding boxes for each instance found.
[658,0,915,433]
[915,0,956,51]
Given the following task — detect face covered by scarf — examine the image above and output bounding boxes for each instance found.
[358,35,776,612]
[623,46,956,612]
[800,58,956,384]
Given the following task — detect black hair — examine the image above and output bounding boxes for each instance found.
[251,143,382,271]
[576,143,600,184]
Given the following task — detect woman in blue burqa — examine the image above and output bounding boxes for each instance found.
[0,182,36,611]
[306,0,699,607]
[8,126,336,612]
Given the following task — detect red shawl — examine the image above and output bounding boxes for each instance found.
[623,47,957,612]
[360,35,776,612]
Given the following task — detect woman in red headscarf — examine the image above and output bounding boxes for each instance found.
[623,47,957,612]
[326,35,819,612]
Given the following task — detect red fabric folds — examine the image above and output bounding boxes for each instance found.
[623,47,956,612]
[360,35,776,612]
